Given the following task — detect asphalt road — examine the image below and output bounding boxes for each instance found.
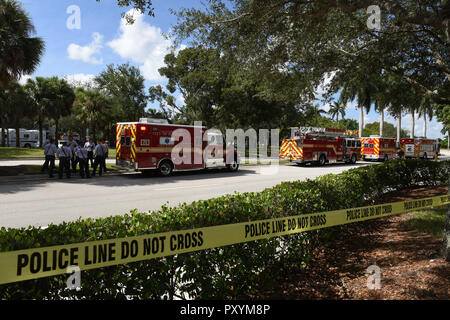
[0,162,372,228]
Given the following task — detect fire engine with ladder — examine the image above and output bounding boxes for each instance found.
[115,118,239,176]
[279,127,362,165]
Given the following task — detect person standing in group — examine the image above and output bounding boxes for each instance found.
[41,138,51,174]
[67,136,78,174]
[84,137,95,168]
[92,139,105,177]
[57,141,72,179]
[41,139,57,178]
[75,144,91,179]
[102,141,109,173]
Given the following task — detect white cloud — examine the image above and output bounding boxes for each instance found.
[68,32,104,65]
[62,73,96,88]
[176,93,185,107]
[315,71,336,101]
[18,75,32,85]
[108,9,177,82]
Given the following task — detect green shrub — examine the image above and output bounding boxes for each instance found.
[0,159,448,299]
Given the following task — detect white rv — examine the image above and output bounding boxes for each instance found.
[0,129,43,148]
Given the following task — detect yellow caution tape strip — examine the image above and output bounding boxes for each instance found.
[0,195,448,285]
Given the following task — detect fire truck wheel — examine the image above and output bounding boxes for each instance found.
[227,161,239,172]
[158,160,173,177]
[351,154,357,164]
[384,154,389,162]
[423,153,427,160]
[319,155,326,166]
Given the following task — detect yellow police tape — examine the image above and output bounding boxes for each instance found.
[0,194,449,285]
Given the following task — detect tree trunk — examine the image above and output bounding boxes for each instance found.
[442,184,450,261]
[15,118,20,148]
[359,106,364,138]
[423,113,427,138]
[397,114,401,143]
[55,118,59,142]
[410,109,415,138]
[1,125,5,147]
[380,109,384,137]
[38,114,43,148]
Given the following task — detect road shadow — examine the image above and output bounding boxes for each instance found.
[88,167,258,188]
[284,161,371,169]
[0,167,258,194]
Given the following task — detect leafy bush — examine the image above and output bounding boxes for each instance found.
[0,159,448,300]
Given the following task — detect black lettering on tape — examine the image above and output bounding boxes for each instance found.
[17,254,29,276]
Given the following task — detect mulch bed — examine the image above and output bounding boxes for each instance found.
[262,186,449,300]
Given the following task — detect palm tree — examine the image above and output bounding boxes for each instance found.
[409,106,417,138]
[0,90,8,146]
[302,104,327,126]
[373,78,391,137]
[73,88,112,140]
[339,80,377,137]
[0,0,45,89]
[45,77,75,138]
[327,101,346,122]
[25,77,49,146]
[418,97,434,138]
[3,82,36,146]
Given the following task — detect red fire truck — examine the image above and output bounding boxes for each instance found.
[361,136,397,161]
[116,119,239,176]
[279,127,362,165]
[400,138,440,159]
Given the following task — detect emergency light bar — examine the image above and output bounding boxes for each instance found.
[139,118,169,124]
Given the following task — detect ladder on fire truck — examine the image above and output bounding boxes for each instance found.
[291,127,359,139]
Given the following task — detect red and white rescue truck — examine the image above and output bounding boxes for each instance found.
[400,138,440,159]
[279,127,362,165]
[361,136,397,161]
[115,118,239,176]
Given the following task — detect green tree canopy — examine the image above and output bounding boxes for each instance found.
[0,0,45,89]
[1,82,36,146]
[97,0,154,22]
[149,46,306,130]
[362,121,409,138]
[95,63,148,122]
[73,87,113,140]
[171,0,449,107]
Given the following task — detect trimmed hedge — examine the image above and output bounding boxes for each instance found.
[0,159,448,300]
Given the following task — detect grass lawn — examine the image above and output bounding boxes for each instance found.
[403,206,448,238]
[0,147,45,159]
[0,164,120,176]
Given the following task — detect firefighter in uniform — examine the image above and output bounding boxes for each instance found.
[102,141,109,173]
[41,139,57,178]
[84,137,95,168]
[67,136,78,174]
[92,139,105,177]
[75,144,91,179]
[57,141,72,179]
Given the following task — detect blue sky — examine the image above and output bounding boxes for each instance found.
[18,0,444,139]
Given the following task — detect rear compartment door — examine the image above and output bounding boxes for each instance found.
[116,124,134,163]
